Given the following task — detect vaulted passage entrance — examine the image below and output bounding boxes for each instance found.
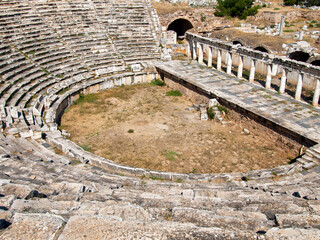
[167,18,193,39]
[310,60,320,66]
[254,46,269,53]
[289,51,310,62]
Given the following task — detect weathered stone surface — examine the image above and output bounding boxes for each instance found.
[172,207,269,232]
[0,210,13,221]
[58,215,258,240]
[0,184,34,200]
[266,227,320,240]
[51,182,86,194]
[275,214,320,229]
[10,199,80,215]
[0,195,15,209]
[0,213,65,240]
[98,204,151,221]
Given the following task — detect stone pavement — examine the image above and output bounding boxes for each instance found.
[155,60,320,145]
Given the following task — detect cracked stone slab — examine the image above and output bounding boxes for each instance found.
[58,215,258,240]
[0,213,65,240]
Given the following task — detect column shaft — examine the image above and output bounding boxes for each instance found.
[207,46,212,67]
[279,68,287,94]
[249,59,255,83]
[237,55,243,78]
[198,43,203,64]
[217,49,222,71]
[295,73,303,100]
[312,78,320,107]
[226,51,232,74]
[265,64,272,89]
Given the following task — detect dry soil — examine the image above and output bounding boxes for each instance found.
[60,83,300,174]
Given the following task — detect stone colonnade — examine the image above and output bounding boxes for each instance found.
[186,33,320,107]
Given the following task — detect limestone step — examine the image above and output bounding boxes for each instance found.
[58,215,259,240]
[275,214,320,229]
[265,227,320,240]
[171,207,271,232]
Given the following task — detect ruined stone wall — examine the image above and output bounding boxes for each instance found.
[254,9,320,23]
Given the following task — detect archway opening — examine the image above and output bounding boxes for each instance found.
[289,51,310,62]
[254,46,269,53]
[232,41,243,46]
[310,60,320,66]
[167,18,193,39]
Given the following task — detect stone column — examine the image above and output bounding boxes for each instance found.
[192,40,197,60]
[217,49,222,71]
[249,59,255,83]
[226,51,232,74]
[271,63,278,76]
[237,55,243,78]
[298,31,304,41]
[198,43,203,64]
[207,46,212,67]
[279,68,287,94]
[187,39,192,58]
[265,63,272,89]
[312,78,320,107]
[295,73,303,100]
[279,16,285,36]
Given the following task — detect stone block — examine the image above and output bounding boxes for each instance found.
[19,130,33,138]
[131,64,141,72]
[209,98,219,107]
[0,213,65,240]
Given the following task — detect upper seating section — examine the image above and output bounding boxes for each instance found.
[0,0,160,109]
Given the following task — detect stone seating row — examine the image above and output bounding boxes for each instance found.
[0,128,319,238]
[0,1,159,67]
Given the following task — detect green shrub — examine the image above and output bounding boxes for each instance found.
[150,79,165,86]
[164,150,180,161]
[284,0,320,7]
[128,129,134,133]
[217,105,229,114]
[73,93,98,105]
[200,13,206,22]
[150,175,163,180]
[207,107,215,119]
[80,144,92,152]
[309,24,314,28]
[214,0,261,20]
[273,7,280,10]
[166,90,182,97]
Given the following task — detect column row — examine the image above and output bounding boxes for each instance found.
[187,39,320,106]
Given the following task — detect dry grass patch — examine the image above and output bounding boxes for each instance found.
[152,2,192,16]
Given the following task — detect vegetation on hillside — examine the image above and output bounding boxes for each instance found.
[214,0,261,19]
[284,0,320,6]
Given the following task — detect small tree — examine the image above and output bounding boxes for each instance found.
[214,0,261,20]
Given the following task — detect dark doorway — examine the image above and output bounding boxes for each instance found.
[232,41,243,46]
[254,46,269,53]
[167,19,193,39]
[310,60,320,66]
[289,51,310,62]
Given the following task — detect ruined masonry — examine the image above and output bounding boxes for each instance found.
[0,0,319,239]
